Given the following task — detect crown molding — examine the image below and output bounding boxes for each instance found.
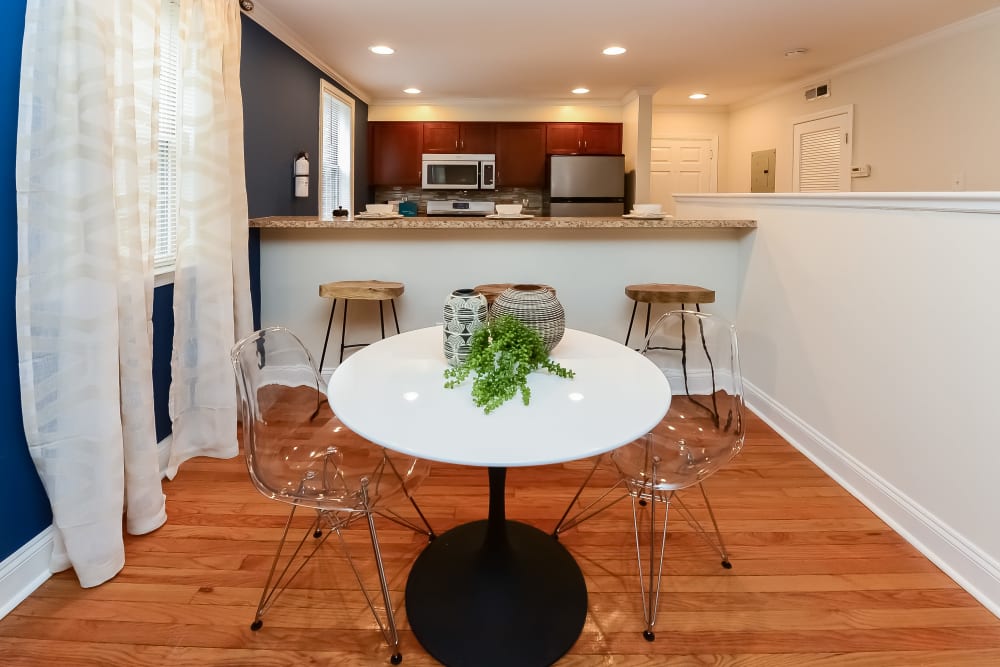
[733,6,1000,111]
[240,5,371,104]
[652,104,729,114]
[369,96,628,109]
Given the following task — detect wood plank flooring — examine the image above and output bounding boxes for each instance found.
[3,409,1000,665]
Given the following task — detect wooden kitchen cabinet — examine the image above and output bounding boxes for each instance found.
[545,122,622,155]
[422,122,496,154]
[495,123,546,187]
[369,122,423,185]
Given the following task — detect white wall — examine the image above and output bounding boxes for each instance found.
[258,226,748,372]
[727,10,1000,193]
[676,192,1000,617]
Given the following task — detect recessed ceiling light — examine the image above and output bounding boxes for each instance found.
[688,92,708,100]
[403,88,421,94]
[369,45,394,55]
[602,46,626,56]
[784,48,808,58]
[572,87,590,94]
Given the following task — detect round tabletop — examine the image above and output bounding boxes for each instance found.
[327,325,670,467]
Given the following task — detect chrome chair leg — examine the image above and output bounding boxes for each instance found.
[630,456,671,641]
[328,482,403,664]
[672,483,731,568]
[552,455,630,537]
[382,453,436,540]
[252,493,337,631]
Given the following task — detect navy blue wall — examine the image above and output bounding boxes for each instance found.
[240,15,369,327]
[0,0,52,561]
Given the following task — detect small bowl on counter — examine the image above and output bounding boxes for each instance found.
[495,204,523,216]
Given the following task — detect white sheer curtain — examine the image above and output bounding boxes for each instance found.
[165,0,251,477]
[15,0,251,587]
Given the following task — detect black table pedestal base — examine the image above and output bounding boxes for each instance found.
[405,519,587,667]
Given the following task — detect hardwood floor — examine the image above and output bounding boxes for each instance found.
[3,410,1000,665]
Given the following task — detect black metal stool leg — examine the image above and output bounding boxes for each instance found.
[379,300,386,340]
[625,301,639,348]
[319,299,337,372]
[339,299,350,363]
[390,299,401,334]
[644,302,653,339]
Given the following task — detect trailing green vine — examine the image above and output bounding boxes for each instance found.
[443,315,575,414]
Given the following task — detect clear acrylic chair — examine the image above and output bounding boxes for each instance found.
[552,310,745,640]
[231,326,435,665]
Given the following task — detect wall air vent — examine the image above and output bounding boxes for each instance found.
[805,82,830,102]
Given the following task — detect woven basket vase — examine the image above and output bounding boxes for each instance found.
[490,284,565,352]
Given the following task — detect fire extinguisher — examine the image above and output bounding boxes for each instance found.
[294,152,309,198]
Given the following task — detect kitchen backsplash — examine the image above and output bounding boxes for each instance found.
[372,186,548,215]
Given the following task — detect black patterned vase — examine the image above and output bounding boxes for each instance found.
[443,288,489,367]
[490,284,565,352]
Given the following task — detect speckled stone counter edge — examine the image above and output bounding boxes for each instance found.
[249,216,757,230]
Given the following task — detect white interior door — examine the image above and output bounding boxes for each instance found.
[649,137,717,215]
[792,105,853,192]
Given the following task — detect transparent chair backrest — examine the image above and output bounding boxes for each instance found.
[612,310,745,490]
[231,326,402,511]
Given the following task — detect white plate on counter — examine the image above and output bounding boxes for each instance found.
[355,212,403,219]
[623,213,672,219]
[486,213,534,220]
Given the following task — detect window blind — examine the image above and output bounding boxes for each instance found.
[320,83,353,217]
[155,0,180,265]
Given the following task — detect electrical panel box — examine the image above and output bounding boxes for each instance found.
[750,149,776,193]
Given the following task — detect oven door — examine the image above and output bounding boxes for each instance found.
[422,160,481,189]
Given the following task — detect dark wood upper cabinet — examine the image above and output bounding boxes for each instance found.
[422,122,496,154]
[545,122,622,155]
[368,121,622,187]
[496,123,546,187]
[369,122,422,185]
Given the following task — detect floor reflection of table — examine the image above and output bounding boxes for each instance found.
[328,326,669,667]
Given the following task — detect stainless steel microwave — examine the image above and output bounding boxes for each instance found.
[421,153,496,190]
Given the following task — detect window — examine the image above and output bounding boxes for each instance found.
[320,80,354,217]
[155,0,180,268]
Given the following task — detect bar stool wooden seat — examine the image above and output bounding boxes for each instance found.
[318,280,404,371]
[474,283,556,306]
[624,283,715,348]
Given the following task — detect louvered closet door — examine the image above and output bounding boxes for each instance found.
[792,111,852,192]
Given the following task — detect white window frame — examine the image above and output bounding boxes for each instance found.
[154,0,180,286]
[319,80,355,219]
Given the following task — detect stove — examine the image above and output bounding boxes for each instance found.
[425,200,494,216]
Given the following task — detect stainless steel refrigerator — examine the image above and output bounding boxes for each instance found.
[548,154,626,216]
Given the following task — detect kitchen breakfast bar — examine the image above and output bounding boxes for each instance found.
[250,215,756,370]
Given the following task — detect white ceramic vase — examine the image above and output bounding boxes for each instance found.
[443,288,489,366]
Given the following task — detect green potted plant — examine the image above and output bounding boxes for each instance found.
[444,315,575,414]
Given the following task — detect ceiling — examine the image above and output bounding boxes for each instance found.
[249,0,1000,107]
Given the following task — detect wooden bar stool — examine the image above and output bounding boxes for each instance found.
[624,283,715,348]
[318,280,404,370]
[474,283,556,306]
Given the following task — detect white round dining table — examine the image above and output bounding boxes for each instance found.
[327,325,669,667]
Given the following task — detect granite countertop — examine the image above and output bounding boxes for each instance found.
[249,216,757,229]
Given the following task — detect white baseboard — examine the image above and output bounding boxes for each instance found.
[0,525,54,619]
[744,379,1000,619]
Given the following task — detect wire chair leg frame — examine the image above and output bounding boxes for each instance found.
[336,479,403,665]
[630,469,671,641]
[669,486,732,568]
[382,454,436,540]
[252,503,336,630]
[552,455,631,537]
